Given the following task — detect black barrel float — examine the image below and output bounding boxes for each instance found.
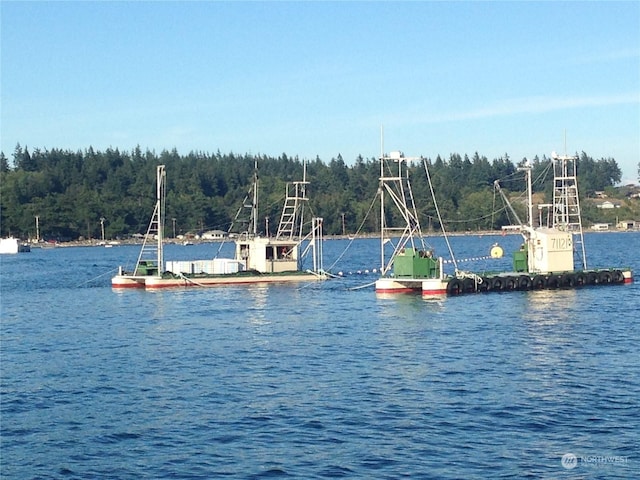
[462,277,477,293]
[598,270,613,284]
[518,275,533,290]
[446,278,463,295]
[477,277,491,292]
[546,274,561,289]
[574,272,586,286]
[504,276,518,290]
[490,276,504,290]
[561,273,576,287]
[613,270,625,283]
[532,275,546,289]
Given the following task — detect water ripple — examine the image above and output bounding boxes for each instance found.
[1,235,639,478]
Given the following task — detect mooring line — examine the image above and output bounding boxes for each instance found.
[77,268,119,288]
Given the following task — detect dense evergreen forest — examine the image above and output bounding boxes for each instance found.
[0,144,636,241]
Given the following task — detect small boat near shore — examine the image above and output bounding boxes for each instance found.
[374,149,633,295]
[112,164,326,289]
[0,237,31,254]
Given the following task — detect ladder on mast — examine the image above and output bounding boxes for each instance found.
[134,165,165,274]
[276,166,309,240]
[551,153,587,269]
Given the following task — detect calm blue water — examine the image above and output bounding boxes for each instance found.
[1,233,639,479]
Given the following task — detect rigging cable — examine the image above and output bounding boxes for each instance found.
[348,280,377,291]
[76,267,120,288]
[422,157,458,272]
[324,190,379,273]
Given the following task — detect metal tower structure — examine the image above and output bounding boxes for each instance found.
[276,163,310,240]
[378,151,426,275]
[134,165,165,275]
[551,152,587,269]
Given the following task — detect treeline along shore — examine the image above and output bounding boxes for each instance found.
[1,145,637,241]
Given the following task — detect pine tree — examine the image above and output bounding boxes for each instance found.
[0,152,9,172]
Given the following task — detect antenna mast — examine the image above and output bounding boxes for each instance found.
[252,159,258,236]
[379,125,385,271]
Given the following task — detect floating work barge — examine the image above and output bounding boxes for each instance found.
[112,164,326,289]
[374,149,633,296]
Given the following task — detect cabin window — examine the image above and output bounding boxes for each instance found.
[277,246,293,259]
[266,246,275,260]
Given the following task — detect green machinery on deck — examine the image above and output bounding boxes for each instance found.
[134,260,159,276]
[393,248,439,278]
[513,246,528,273]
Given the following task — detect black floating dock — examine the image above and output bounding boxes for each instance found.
[446,269,628,295]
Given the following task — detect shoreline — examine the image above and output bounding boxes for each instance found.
[25,228,640,248]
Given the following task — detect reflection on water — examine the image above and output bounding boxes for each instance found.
[525,289,579,325]
[376,291,446,314]
[247,285,269,325]
[375,292,418,301]
[420,296,447,308]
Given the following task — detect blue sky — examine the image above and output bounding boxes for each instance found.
[2,1,639,182]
